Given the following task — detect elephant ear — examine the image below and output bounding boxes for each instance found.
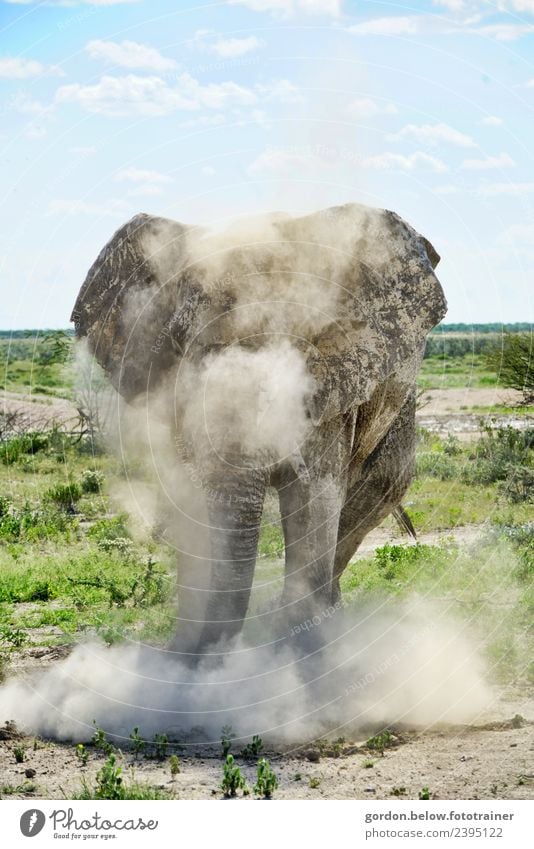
[306,205,447,424]
[71,213,203,400]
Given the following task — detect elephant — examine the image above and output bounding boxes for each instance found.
[71,202,446,656]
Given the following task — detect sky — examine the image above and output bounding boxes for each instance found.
[0,0,533,329]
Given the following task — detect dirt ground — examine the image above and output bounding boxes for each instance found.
[0,672,532,800]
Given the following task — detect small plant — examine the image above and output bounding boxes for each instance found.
[362,760,375,769]
[153,733,168,760]
[14,746,25,763]
[366,729,394,755]
[91,722,114,755]
[80,469,104,494]
[220,724,235,758]
[292,772,302,781]
[240,734,263,759]
[169,755,180,778]
[75,743,89,766]
[45,482,81,511]
[419,787,431,800]
[221,754,248,798]
[0,625,28,647]
[94,754,124,800]
[253,758,278,798]
[129,726,145,759]
[308,776,321,789]
[391,786,406,796]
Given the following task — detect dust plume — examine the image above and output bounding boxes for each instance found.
[0,596,491,745]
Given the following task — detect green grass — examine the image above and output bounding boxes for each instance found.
[417,354,499,390]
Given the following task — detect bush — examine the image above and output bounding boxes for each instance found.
[87,515,131,543]
[80,470,104,494]
[44,482,82,511]
[462,425,533,502]
[486,333,534,404]
[0,499,75,543]
[0,433,49,465]
[221,754,249,798]
[254,758,278,798]
[416,452,458,481]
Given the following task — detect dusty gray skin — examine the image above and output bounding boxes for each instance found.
[71,203,446,656]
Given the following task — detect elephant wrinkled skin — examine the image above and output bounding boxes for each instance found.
[71,202,447,656]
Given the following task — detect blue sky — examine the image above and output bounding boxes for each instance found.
[1,0,533,329]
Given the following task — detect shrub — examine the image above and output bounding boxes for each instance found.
[87,515,131,543]
[486,333,534,404]
[80,470,104,494]
[221,754,249,798]
[0,433,49,465]
[416,452,458,481]
[44,482,82,511]
[462,425,533,502]
[253,758,278,798]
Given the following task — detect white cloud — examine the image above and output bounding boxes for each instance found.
[393,122,475,147]
[362,151,447,172]
[24,123,47,140]
[11,93,47,115]
[481,115,503,126]
[47,199,125,217]
[0,57,61,79]
[5,0,140,5]
[55,73,256,117]
[348,97,397,117]
[497,222,534,249]
[191,32,262,58]
[256,79,301,102]
[347,16,420,36]
[478,182,534,196]
[247,148,330,175]
[201,165,217,176]
[435,184,461,194]
[227,0,342,16]
[69,146,97,156]
[478,23,534,41]
[462,152,515,170]
[86,40,177,71]
[115,167,173,184]
[127,184,165,197]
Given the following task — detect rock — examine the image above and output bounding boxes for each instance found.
[25,768,36,779]
[304,750,321,762]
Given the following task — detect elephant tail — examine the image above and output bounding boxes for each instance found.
[392,505,417,540]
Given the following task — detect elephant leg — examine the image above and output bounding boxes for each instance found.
[193,464,268,652]
[276,471,345,637]
[332,391,417,603]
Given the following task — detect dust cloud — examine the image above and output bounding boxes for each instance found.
[0,597,491,745]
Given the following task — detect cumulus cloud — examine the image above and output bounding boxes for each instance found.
[114,167,173,197]
[478,23,534,40]
[191,30,262,58]
[477,182,534,196]
[55,73,256,117]
[347,97,398,117]
[114,167,173,184]
[392,122,475,148]
[47,199,125,217]
[0,56,61,79]
[247,148,329,175]
[86,40,177,71]
[363,151,448,172]
[347,16,422,36]
[461,152,515,170]
[227,0,343,16]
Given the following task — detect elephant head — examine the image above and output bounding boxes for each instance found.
[71,203,446,654]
